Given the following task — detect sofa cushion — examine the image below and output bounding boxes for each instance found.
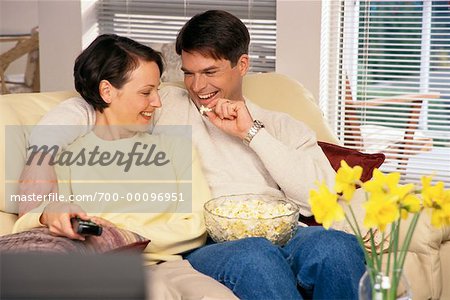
[0,226,149,254]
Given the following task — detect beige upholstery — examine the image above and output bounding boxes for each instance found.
[0,73,448,300]
[243,73,340,145]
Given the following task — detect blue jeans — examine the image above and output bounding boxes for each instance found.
[186,226,365,300]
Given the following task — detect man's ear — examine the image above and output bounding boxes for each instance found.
[237,54,249,76]
[99,80,114,104]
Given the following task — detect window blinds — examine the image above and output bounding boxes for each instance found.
[320,0,450,185]
[96,0,276,73]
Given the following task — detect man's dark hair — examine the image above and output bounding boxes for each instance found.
[175,10,250,66]
[74,34,164,112]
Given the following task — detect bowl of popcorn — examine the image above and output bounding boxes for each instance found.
[204,194,300,245]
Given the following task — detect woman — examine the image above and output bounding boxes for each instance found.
[13,34,211,265]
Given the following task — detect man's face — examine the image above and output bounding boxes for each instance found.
[181,50,249,108]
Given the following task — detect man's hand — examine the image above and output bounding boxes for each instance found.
[18,152,58,217]
[204,98,254,139]
[40,202,90,241]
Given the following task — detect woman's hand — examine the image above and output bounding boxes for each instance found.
[40,202,89,241]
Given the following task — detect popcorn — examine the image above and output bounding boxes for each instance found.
[204,196,299,245]
[211,199,295,219]
[199,105,212,116]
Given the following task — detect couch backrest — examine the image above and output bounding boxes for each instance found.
[0,91,78,214]
[242,73,339,144]
[0,74,338,215]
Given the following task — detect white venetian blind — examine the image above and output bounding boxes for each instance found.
[96,0,276,73]
[320,0,450,185]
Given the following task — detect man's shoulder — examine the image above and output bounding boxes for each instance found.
[160,85,189,101]
[246,99,314,135]
[154,85,193,125]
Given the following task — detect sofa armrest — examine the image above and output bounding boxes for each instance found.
[0,211,18,236]
[399,210,447,299]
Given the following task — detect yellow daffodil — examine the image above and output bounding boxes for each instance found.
[391,183,415,200]
[309,182,344,229]
[430,202,450,227]
[422,179,446,208]
[399,193,421,219]
[363,194,400,232]
[421,176,434,207]
[386,183,417,219]
[363,169,401,196]
[427,187,450,227]
[335,160,362,202]
[309,172,449,298]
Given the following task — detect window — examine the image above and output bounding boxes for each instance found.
[320,0,450,185]
[96,0,276,73]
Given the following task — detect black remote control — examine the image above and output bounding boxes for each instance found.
[71,217,103,236]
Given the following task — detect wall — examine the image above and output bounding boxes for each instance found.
[277,0,322,101]
[38,0,98,92]
[0,0,39,75]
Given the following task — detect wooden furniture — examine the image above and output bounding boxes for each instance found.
[343,77,439,170]
[0,27,40,94]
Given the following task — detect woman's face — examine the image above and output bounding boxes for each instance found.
[103,60,161,133]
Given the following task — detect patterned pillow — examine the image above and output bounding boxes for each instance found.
[0,227,150,254]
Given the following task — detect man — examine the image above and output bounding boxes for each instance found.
[21,10,365,299]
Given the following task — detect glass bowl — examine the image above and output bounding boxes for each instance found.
[204,194,300,246]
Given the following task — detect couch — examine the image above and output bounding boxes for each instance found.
[1,73,449,299]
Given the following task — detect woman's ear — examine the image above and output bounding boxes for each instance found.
[237,54,249,76]
[99,80,114,104]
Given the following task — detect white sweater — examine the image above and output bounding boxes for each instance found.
[29,86,336,216]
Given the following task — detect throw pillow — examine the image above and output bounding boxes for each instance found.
[0,226,150,254]
[318,141,385,182]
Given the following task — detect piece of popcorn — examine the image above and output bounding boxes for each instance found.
[199,105,212,116]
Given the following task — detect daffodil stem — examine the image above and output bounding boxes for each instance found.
[385,221,398,281]
[380,230,385,266]
[369,229,381,270]
[347,206,375,269]
[344,206,375,285]
[397,213,421,279]
[344,212,371,266]
[348,205,364,240]
[389,219,401,299]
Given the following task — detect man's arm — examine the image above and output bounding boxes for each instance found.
[28,97,96,150]
[19,97,96,216]
[247,121,336,216]
[203,99,335,215]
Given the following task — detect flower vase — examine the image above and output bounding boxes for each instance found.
[358,268,412,300]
